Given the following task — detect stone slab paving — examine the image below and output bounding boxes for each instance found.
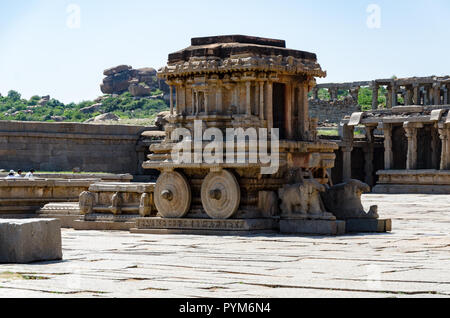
[0,194,449,298]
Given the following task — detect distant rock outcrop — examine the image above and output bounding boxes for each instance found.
[85,113,120,123]
[38,95,50,106]
[80,103,102,114]
[100,65,169,97]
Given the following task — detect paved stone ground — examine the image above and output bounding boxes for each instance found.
[0,194,449,298]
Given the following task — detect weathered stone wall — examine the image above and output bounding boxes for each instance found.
[0,121,154,174]
[309,99,361,124]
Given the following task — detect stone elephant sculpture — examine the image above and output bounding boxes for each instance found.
[279,179,335,220]
[321,179,379,220]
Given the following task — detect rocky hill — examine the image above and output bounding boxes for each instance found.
[0,65,170,125]
[100,65,169,97]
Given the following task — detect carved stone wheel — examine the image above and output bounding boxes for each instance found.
[154,171,191,218]
[201,170,241,219]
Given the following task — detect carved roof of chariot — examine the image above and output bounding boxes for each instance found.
[158,35,326,79]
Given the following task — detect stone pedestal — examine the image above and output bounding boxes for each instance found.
[37,202,81,228]
[0,219,62,264]
[74,214,137,231]
[373,170,450,194]
[345,219,392,233]
[279,219,346,236]
[131,218,278,235]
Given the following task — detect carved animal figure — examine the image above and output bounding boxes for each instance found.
[279,179,335,220]
[79,191,95,215]
[321,179,379,220]
[258,191,279,218]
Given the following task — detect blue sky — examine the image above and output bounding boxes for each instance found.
[1,0,449,103]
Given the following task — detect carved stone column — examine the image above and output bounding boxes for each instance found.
[216,86,223,114]
[413,84,420,105]
[298,83,309,140]
[312,87,319,100]
[363,126,376,187]
[391,84,397,107]
[405,87,413,106]
[372,82,379,110]
[191,90,196,115]
[329,87,338,101]
[444,85,449,105]
[433,83,441,105]
[386,88,392,108]
[285,83,293,139]
[266,81,273,129]
[259,81,265,121]
[439,125,449,170]
[404,122,421,170]
[342,124,354,182]
[245,81,252,116]
[169,85,174,115]
[382,123,393,170]
[204,90,209,114]
[342,146,353,182]
[431,125,440,169]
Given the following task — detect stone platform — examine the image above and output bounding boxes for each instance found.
[74,214,138,231]
[0,194,447,298]
[131,218,278,235]
[0,179,98,215]
[37,202,81,228]
[0,218,62,264]
[373,170,450,194]
[279,219,346,236]
[345,219,392,233]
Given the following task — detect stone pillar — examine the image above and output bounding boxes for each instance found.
[350,87,360,102]
[174,85,180,115]
[391,85,397,107]
[246,81,252,116]
[433,83,441,105]
[364,126,376,187]
[386,89,392,108]
[404,122,420,170]
[431,125,440,169]
[191,90,196,115]
[298,83,309,140]
[285,83,293,139]
[383,123,394,170]
[444,86,449,105]
[342,146,353,182]
[169,85,174,115]
[312,87,319,100]
[182,85,187,115]
[259,81,265,121]
[438,126,449,170]
[425,86,432,105]
[216,86,223,114]
[405,87,413,106]
[266,82,273,129]
[204,91,209,114]
[342,124,354,182]
[413,84,420,105]
[372,82,379,110]
[329,88,338,101]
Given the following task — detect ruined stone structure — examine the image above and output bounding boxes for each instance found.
[0,121,156,175]
[75,182,156,230]
[129,35,389,235]
[310,76,450,125]
[371,76,450,109]
[310,81,369,124]
[341,106,450,194]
